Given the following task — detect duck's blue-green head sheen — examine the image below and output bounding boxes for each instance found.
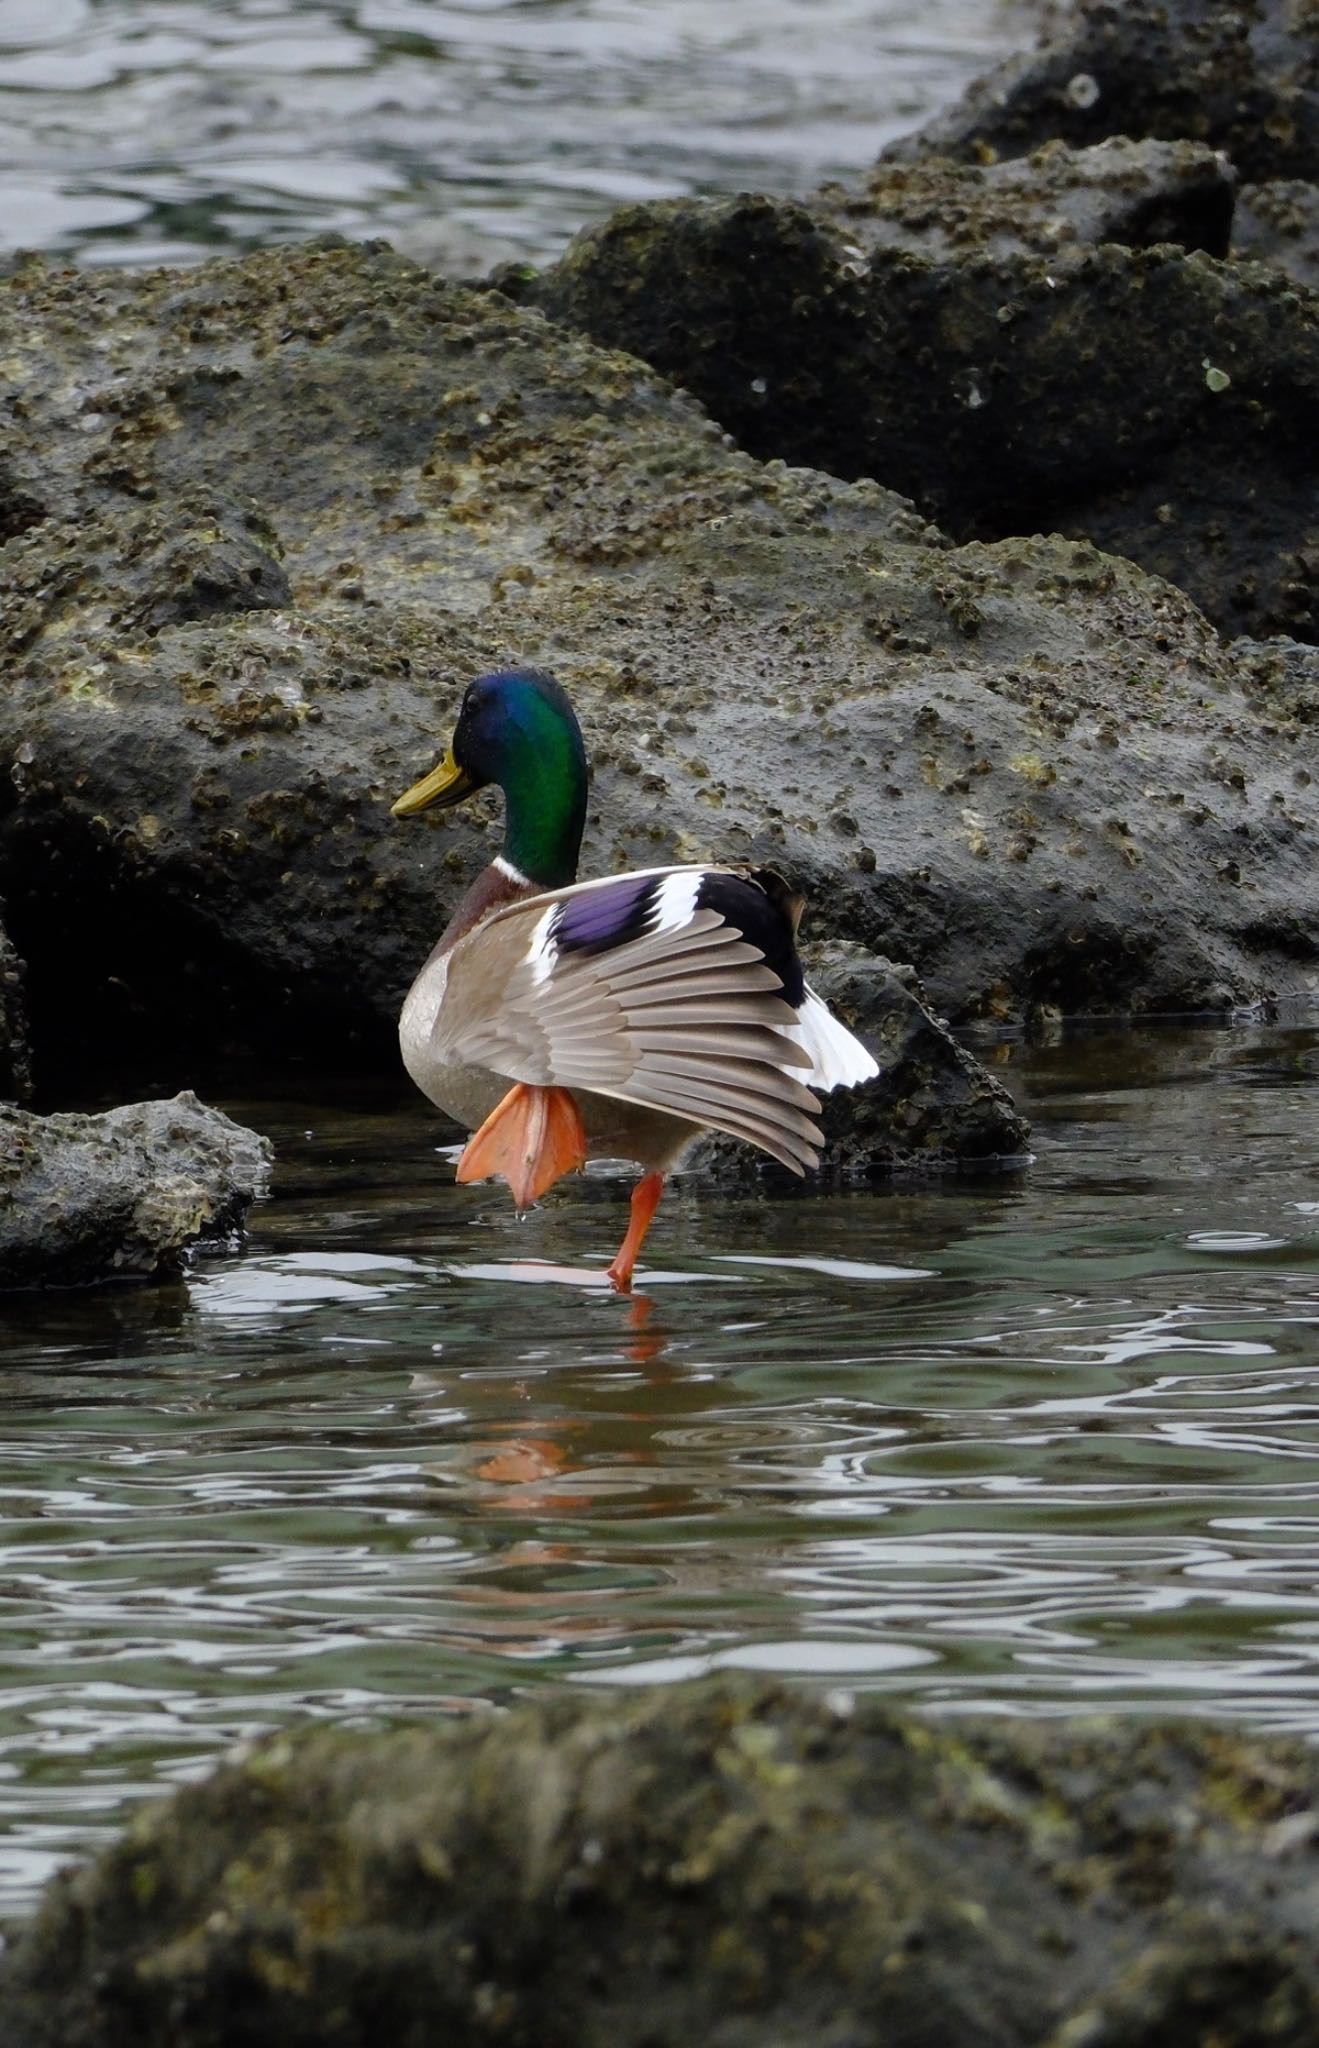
[392,667,588,889]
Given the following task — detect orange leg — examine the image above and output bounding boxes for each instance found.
[607,1171,666,1294]
[456,1083,587,1209]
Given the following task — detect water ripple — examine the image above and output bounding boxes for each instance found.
[0,0,1024,267]
[3,1022,1319,1913]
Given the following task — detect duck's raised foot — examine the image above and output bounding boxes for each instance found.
[457,1082,586,1208]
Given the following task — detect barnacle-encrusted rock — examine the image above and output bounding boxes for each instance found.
[522,178,1319,643]
[0,1092,272,1290]
[884,0,1319,186]
[0,241,1314,1142]
[831,132,1238,263]
[1235,179,1319,292]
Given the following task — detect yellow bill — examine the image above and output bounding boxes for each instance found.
[391,749,477,817]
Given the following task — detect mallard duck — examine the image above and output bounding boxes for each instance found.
[391,667,878,1290]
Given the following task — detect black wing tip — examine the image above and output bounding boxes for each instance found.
[696,871,807,1006]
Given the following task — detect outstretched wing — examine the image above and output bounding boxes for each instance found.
[433,866,827,1172]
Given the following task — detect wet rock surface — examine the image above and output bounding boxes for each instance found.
[0,242,921,1077]
[522,177,1319,643]
[698,946,1032,1177]
[884,0,1319,390]
[0,241,1313,1110]
[0,1092,272,1290]
[7,1679,1319,2048]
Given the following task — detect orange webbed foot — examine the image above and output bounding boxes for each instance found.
[457,1083,587,1209]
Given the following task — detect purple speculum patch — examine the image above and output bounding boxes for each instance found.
[553,874,658,953]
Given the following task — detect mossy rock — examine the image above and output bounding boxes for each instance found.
[6,1680,1319,2046]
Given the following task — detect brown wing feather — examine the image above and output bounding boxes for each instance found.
[432,870,821,1170]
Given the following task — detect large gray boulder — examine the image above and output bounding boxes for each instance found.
[6,1679,1319,2047]
[0,1092,272,1290]
[0,242,1313,1076]
[520,171,1319,643]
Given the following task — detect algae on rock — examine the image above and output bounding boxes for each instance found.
[6,1679,1319,2048]
[885,0,1319,185]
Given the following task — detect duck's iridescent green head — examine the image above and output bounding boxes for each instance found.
[392,667,587,889]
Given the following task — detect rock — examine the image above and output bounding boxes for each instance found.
[0,241,922,1082]
[884,0,1319,187]
[1232,634,1319,721]
[878,7,1319,314]
[813,950,1031,1170]
[820,133,1238,263]
[0,1092,272,1291]
[697,946,1031,1177]
[523,186,1319,643]
[0,455,45,546]
[7,1679,1319,2047]
[0,241,1314,1089]
[0,908,32,1103]
[1234,181,1319,292]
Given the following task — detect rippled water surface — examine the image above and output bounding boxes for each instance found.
[0,0,1025,268]
[3,1021,1319,1916]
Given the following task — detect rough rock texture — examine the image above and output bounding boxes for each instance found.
[8,1680,1319,2047]
[822,133,1238,263]
[0,1092,272,1290]
[0,239,1310,1056]
[885,0,1319,185]
[0,242,1314,1096]
[881,0,1319,301]
[0,908,31,1103]
[1235,179,1319,290]
[505,12,1318,639]
[698,946,1032,1177]
[522,183,1319,643]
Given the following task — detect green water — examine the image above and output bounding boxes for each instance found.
[3,1018,1319,1917]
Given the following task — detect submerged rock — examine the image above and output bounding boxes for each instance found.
[6,1679,1319,2047]
[0,1092,272,1290]
[699,946,1031,1177]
